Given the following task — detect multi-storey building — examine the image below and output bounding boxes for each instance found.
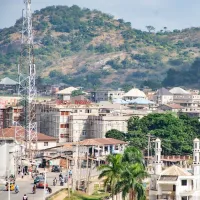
[68,115,129,142]
[35,101,99,143]
[153,87,173,105]
[90,89,125,102]
[35,100,132,143]
[169,87,200,107]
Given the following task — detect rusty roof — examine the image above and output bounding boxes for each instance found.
[0,126,57,141]
[164,104,183,109]
[74,138,127,146]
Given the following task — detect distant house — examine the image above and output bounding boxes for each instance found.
[159,103,183,112]
[123,88,146,101]
[0,126,58,150]
[0,77,18,93]
[153,87,173,104]
[73,138,127,159]
[56,87,78,100]
[90,89,125,102]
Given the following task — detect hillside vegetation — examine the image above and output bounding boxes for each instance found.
[1,5,200,89]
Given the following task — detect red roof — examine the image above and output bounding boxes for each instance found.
[0,126,57,141]
[75,138,127,146]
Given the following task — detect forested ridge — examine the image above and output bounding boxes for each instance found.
[1,5,200,89]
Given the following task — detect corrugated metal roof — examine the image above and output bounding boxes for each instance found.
[169,87,190,95]
[74,138,127,146]
[123,88,146,98]
[156,87,172,95]
[0,126,57,141]
[160,165,192,176]
[56,87,78,95]
[128,98,155,105]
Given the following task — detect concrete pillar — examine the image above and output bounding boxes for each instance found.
[102,146,105,155]
[107,145,110,154]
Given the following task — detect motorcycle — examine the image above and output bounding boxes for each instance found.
[60,179,64,186]
[15,187,19,193]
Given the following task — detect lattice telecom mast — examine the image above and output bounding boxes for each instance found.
[18,0,37,156]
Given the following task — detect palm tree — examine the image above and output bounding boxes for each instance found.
[116,163,148,200]
[122,146,144,164]
[98,154,123,200]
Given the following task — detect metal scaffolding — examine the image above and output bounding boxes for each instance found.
[18,0,37,157]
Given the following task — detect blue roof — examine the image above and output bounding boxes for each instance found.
[128,98,155,105]
[112,98,128,104]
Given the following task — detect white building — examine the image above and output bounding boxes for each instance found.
[0,138,24,177]
[1,126,58,151]
[169,87,200,107]
[56,87,78,100]
[73,138,127,159]
[36,101,131,143]
[123,88,146,101]
[67,115,129,142]
[149,138,200,200]
[36,102,99,143]
[153,87,173,104]
[91,89,125,102]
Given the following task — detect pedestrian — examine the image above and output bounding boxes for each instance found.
[21,171,24,179]
[23,194,28,200]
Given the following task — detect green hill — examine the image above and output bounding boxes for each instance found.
[1,5,200,89]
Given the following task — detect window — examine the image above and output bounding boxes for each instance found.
[181,180,187,186]
[44,142,48,146]
[195,143,197,149]
[82,130,86,136]
[181,197,187,200]
[60,124,66,128]
[60,134,67,138]
[66,123,69,128]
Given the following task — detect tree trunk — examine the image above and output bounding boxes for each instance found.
[129,189,136,200]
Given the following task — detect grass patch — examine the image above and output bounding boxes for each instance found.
[64,191,109,200]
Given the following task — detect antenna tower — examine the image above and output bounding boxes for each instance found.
[18,0,37,157]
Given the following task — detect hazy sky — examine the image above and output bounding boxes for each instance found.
[1,0,200,31]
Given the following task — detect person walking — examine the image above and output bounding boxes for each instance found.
[23,194,28,200]
[21,171,24,179]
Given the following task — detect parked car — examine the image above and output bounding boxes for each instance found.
[51,165,62,172]
[37,181,48,188]
[34,175,44,184]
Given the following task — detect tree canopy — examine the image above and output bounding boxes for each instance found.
[105,129,126,141]
[106,113,200,155]
[98,147,147,200]
[127,113,200,155]
[163,57,200,87]
[71,89,84,97]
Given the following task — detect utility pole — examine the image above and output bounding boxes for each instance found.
[43,171,47,200]
[18,0,37,158]
[147,133,151,164]
[72,143,78,192]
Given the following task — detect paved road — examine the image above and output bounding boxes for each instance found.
[0,172,67,200]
